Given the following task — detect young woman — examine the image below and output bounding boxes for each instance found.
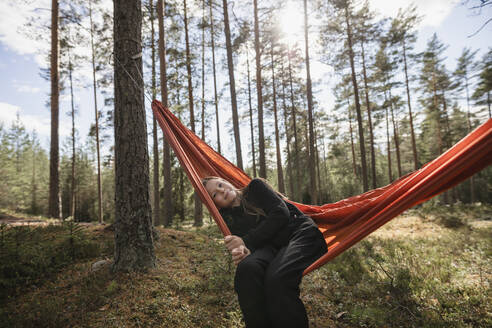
[202,176,327,328]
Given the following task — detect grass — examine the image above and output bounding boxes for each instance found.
[0,204,490,328]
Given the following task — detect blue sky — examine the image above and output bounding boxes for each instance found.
[0,0,491,161]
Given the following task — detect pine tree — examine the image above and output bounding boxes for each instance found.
[49,0,61,219]
[113,0,155,271]
[472,48,492,118]
[388,6,421,171]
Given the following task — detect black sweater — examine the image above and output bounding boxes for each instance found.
[219,178,314,252]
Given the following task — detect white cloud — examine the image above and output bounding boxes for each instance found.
[0,101,70,139]
[0,1,51,60]
[369,0,458,28]
[15,84,41,94]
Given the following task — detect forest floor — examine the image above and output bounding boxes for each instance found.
[0,203,491,328]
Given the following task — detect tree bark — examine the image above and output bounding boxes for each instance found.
[157,0,173,227]
[223,0,243,169]
[89,0,103,224]
[384,92,393,183]
[303,0,317,203]
[344,4,368,192]
[388,87,402,178]
[270,39,285,194]
[246,50,257,177]
[280,58,293,198]
[113,0,155,272]
[49,0,60,219]
[402,40,418,170]
[209,0,221,154]
[201,0,206,141]
[183,0,203,227]
[150,0,160,226]
[253,0,266,178]
[288,51,300,201]
[68,51,76,221]
[360,41,376,188]
[348,102,357,177]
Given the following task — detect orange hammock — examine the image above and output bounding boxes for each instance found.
[151,100,492,275]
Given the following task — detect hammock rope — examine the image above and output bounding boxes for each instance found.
[151,99,492,275]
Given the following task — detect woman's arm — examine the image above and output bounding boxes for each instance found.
[241,178,290,251]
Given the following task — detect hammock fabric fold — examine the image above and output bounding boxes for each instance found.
[152,100,492,275]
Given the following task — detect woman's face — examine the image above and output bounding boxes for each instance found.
[204,178,239,209]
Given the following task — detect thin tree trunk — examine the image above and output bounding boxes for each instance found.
[89,0,103,224]
[402,40,418,170]
[432,69,443,154]
[280,59,293,198]
[348,103,357,176]
[303,0,317,203]
[31,132,38,214]
[68,52,76,221]
[361,40,376,188]
[223,0,243,169]
[150,0,160,226]
[49,0,60,219]
[288,51,300,201]
[209,0,221,154]
[344,4,368,192]
[314,127,322,202]
[183,0,203,227]
[157,0,173,227]
[113,0,155,272]
[388,88,402,178]
[270,39,285,194]
[246,50,257,177]
[201,0,206,141]
[253,0,266,178]
[384,92,393,183]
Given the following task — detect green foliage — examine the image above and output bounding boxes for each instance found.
[0,222,109,304]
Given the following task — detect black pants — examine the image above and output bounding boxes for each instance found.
[234,219,327,328]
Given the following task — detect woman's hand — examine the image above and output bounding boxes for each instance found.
[224,235,245,252]
[231,245,250,265]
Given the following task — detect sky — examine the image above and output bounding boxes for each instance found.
[0,0,491,163]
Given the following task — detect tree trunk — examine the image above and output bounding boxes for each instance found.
[348,103,357,176]
[388,88,402,178]
[246,50,257,177]
[314,127,322,202]
[253,0,266,178]
[280,59,293,198]
[402,40,418,170]
[150,0,160,226]
[344,5,368,192]
[157,0,173,227]
[68,52,76,221]
[113,0,155,272]
[431,69,443,155]
[223,0,243,169]
[201,0,206,141]
[31,133,38,214]
[49,0,60,219]
[183,0,203,227]
[89,0,103,224]
[288,51,301,201]
[384,93,393,183]
[360,41,376,188]
[303,0,317,204]
[270,39,285,194]
[209,0,221,154]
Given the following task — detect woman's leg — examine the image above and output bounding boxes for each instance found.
[234,245,277,328]
[264,221,327,328]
